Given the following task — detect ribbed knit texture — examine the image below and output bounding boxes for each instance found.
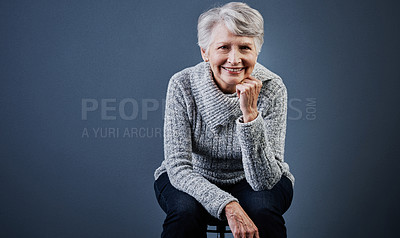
[154,62,294,219]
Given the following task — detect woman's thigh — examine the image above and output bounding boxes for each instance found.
[154,173,208,216]
[154,173,211,238]
[228,176,293,215]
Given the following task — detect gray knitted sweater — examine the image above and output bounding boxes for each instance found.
[154,62,294,219]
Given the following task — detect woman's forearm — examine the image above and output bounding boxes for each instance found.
[236,84,287,190]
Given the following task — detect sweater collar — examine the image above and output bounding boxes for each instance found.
[190,62,275,133]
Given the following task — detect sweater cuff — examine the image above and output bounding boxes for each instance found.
[236,112,263,128]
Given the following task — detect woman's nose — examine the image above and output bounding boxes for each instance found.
[227,49,241,64]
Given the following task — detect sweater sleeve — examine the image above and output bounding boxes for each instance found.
[235,80,288,190]
[163,76,238,219]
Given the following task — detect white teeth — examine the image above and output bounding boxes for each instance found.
[223,67,243,72]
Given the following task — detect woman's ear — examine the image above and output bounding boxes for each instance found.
[200,48,208,62]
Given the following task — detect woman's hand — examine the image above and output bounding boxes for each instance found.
[225,201,259,238]
[236,76,262,123]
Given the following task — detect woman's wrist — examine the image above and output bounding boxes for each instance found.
[242,110,259,123]
[225,201,239,215]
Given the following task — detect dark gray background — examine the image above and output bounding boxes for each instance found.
[1,0,399,237]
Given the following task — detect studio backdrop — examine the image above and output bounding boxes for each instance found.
[1,0,399,237]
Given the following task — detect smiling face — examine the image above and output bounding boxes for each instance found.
[201,23,258,94]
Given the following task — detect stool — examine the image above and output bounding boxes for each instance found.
[207,220,231,238]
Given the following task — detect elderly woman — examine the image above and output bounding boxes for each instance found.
[154,2,294,238]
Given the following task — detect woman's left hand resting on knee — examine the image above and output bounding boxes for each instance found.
[225,201,260,238]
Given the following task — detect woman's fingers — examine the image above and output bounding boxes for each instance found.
[225,202,259,238]
[236,77,262,100]
[240,77,262,93]
[234,222,259,238]
[228,215,259,238]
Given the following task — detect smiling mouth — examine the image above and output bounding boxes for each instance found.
[222,66,244,72]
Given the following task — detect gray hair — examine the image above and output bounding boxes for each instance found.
[197,2,264,54]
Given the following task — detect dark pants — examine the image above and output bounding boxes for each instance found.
[154,173,293,238]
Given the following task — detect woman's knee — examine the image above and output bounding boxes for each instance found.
[247,207,287,238]
[162,191,209,237]
[249,205,284,223]
[236,178,291,237]
[155,173,208,223]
